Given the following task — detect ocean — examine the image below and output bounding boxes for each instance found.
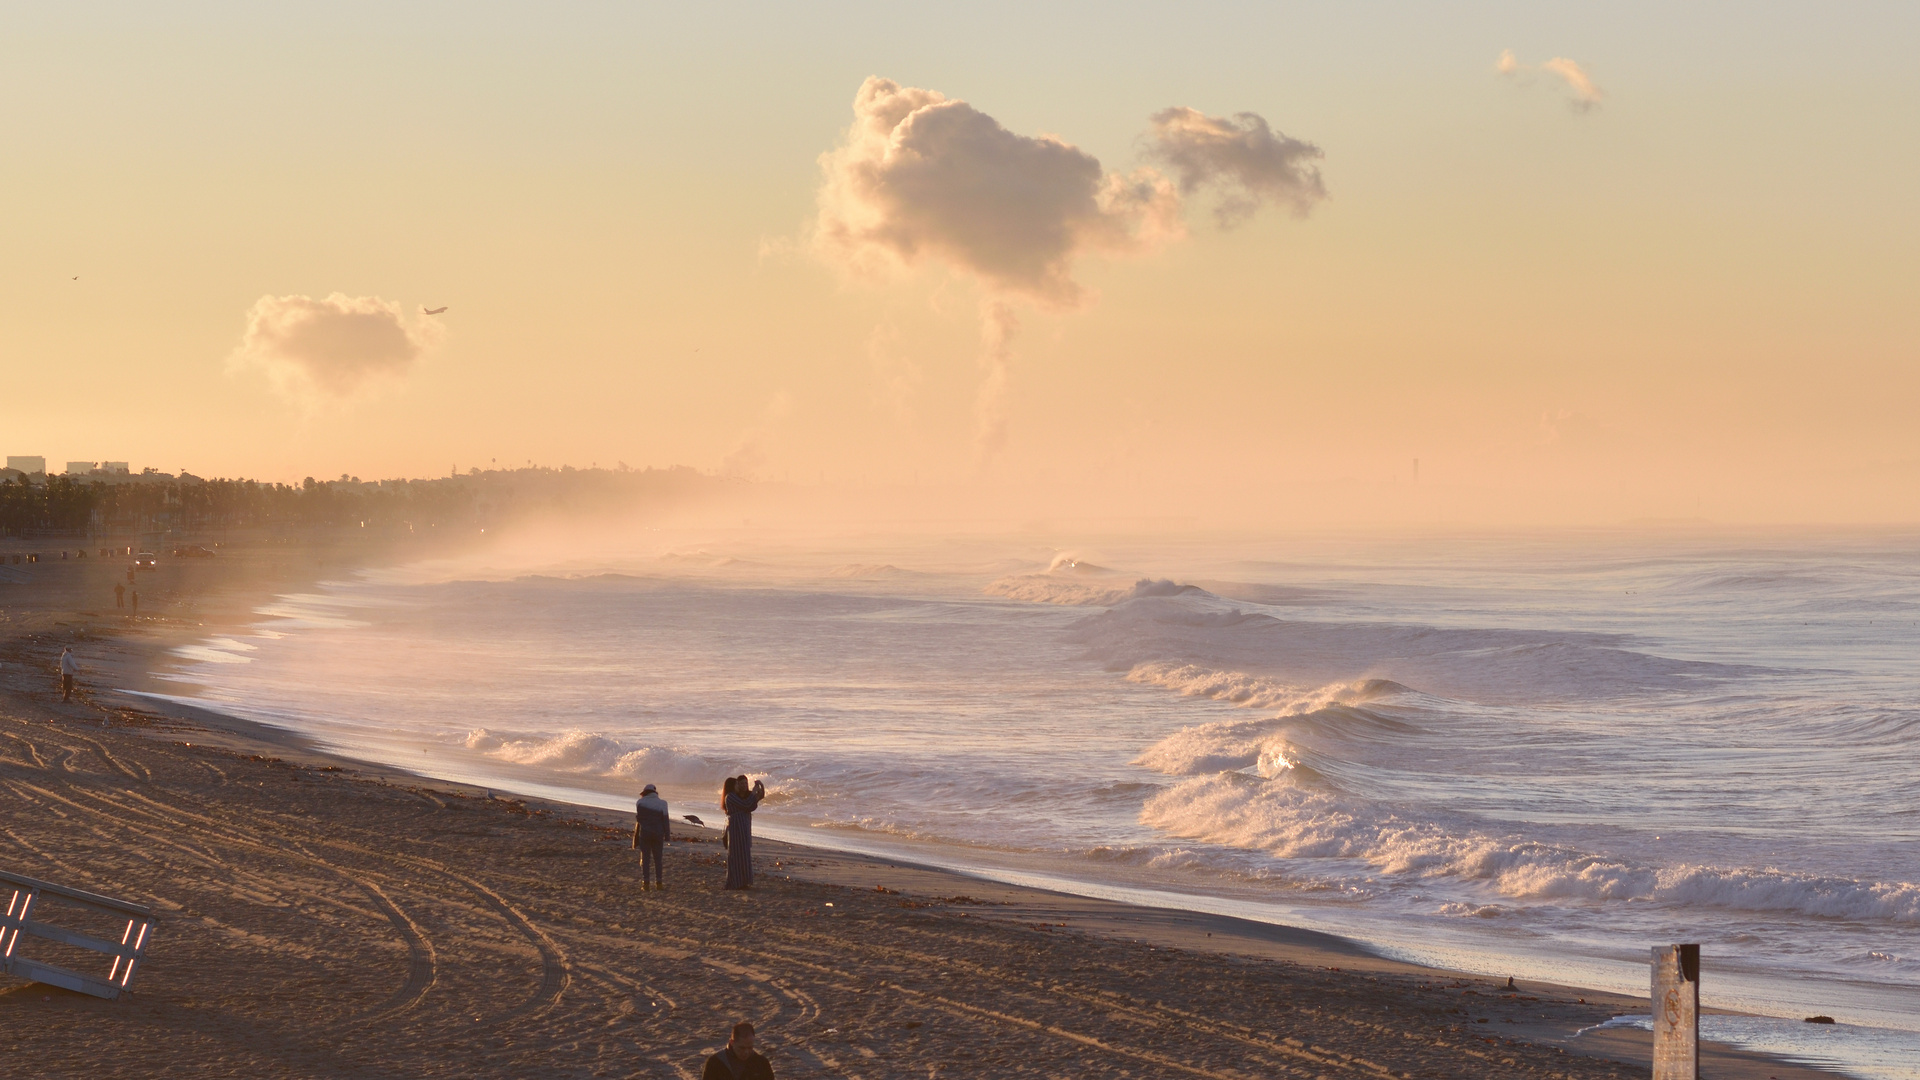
[147,529,1920,1078]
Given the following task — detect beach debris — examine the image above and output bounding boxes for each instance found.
[0,869,156,1000]
[1804,1015,1836,1024]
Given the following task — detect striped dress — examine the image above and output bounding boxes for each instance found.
[723,788,764,889]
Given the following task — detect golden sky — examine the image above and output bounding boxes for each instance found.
[2,3,1916,525]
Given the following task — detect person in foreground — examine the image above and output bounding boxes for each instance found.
[702,1021,773,1080]
[723,774,765,890]
[633,782,670,890]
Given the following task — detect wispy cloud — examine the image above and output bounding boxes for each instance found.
[230,293,442,405]
[1497,49,1603,112]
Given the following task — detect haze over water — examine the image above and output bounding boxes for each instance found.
[151,528,1920,1079]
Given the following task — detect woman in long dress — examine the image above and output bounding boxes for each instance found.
[723,774,765,890]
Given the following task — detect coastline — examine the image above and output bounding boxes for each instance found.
[0,540,1856,1077]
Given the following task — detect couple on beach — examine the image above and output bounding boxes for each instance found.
[630,774,766,891]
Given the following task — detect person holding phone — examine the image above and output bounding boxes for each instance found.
[722,775,765,890]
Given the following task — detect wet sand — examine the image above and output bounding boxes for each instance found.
[0,539,1843,1077]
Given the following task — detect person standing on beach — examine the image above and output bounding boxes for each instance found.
[114,582,124,608]
[702,1021,773,1080]
[58,648,79,702]
[633,783,670,890]
[129,589,138,615]
[722,774,765,890]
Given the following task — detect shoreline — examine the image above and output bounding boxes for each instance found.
[0,539,1861,1077]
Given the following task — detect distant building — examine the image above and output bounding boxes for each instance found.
[6,455,46,475]
[101,461,130,475]
[65,461,97,476]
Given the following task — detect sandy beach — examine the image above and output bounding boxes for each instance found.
[0,541,1842,1078]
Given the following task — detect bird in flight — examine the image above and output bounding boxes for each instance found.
[423,306,448,315]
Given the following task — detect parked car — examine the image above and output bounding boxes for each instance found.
[134,552,158,570]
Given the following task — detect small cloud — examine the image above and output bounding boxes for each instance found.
[1497,50,1603,112]
[1142,107,1328,226]
[230,293,442,403]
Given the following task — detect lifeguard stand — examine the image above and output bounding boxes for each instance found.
[1,870,156,999]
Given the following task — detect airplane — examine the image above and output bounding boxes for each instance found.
[423,306,448,315]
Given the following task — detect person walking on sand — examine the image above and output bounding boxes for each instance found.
[722,774,764,890]
[634,783,670,890]
[702,1021,773,1080]
[59,648,80,702]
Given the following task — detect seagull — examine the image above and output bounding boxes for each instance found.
[682,814,706,827]
[423,306,448,315]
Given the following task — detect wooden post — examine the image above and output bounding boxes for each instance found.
[1651,943,1700,1080]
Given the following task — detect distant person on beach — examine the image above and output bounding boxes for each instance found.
[129,590,139,615]
[722,774,765,890]
[59,648,79,701]
[114,582,125,608]
[633,783,670,890]
[702,1021,773,1080]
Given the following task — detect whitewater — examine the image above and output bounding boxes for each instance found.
[145,531,1920,1078]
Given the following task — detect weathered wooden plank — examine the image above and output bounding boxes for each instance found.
[1651,943,1700,1080]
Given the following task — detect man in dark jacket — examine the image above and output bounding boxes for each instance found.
[702,1021,773,1080]
[633,783,670,890]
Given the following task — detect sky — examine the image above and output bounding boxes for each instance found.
[2,2,1917,526]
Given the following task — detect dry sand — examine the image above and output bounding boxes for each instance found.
[0,539,1842,1078]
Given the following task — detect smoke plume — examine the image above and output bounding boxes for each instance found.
[815,76,1321,463]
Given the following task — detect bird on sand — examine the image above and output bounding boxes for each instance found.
[423,306,448,315]
[682,814,705,827]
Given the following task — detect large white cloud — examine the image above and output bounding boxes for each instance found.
[1143,107,1327,225]
[230,293,443,402]
[816,77,1180,309]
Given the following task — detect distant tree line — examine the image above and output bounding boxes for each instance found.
[0,466,728,539]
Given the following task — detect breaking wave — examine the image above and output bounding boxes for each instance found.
[1126,663,1407,712]
[987,574,1209,608]
[1141,773,1920,923]
[464,728,723,785]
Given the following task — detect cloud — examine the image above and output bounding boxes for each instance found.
[1142,107,1327,226]
[815,76,1180,309]
[231,293,441,402]
[1497,49,1603,112]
